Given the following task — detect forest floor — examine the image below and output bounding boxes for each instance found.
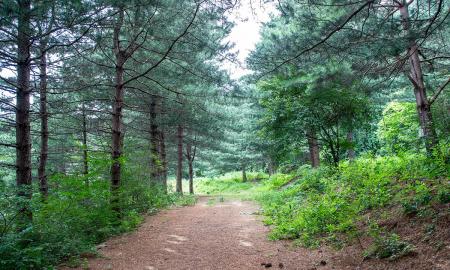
[65,196,449,270]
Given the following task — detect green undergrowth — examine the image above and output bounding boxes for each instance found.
[363,223,416,261]
[0,159,196,270]
[256,153,448,248]
[195,171,268,196]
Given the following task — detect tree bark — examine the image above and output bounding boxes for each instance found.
[307,129,320,168]
[188,159,194,194]
[149,97,161,183]
[159,130,167,191]
[16,0,32,224]
[329,141,340,167]
[346,131,355,161]
[399,2,438,155]
[111,7,125,215]
[242,165,247,182]
[186,143,195,194]
[38,41,49,199]
[176,124,183,193]
[82,103,89,176]
[267,158,275,176]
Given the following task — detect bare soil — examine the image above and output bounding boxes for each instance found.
[66,197,449,270]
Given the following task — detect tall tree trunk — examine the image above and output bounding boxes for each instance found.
[176,124,183,193]
[58,140,67,174]
[399,2,438,155]
[267,158,275,176]
[111,7,125,216]
[346,131,355,161]
[242,165,247,182]
[188,160,194,194]
[307,129,320,168]
[186,143,195,194]
[81,103,89,176]
[38,41,49,199]
[159,130,167,191]
[16,0,32,224]
[149,97,161,183]
[111,60,124,214]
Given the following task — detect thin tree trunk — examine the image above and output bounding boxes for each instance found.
[58,140,67,174]
[346,131,355,161]
[188,160,194,194]
[38,41,49,198]
[149,97,160,183]
[111,7,125,216]
[159,130,167,191]
[176,124,183,193]
[399,2,438,155]
[327,138,340,167]
[186,143,195,194]
[267,158,275,176]
[81,103,88,176]
[16,0,32,224]
[242,165,247,182]
[331,146,340,167]
[307,129,320,168]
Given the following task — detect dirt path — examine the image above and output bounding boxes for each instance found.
[73,196,340,270]
[68,197,448,270]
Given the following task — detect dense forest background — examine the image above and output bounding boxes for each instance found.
[0,0,449,269]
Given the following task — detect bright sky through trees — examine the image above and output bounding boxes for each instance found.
[223,0,276,78]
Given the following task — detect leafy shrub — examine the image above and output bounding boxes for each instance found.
[437,186,450,204]
[400,181,432,215]
[364,233,415,261]
[172,193,197,206]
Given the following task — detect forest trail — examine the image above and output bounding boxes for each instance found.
[69,196,345,270]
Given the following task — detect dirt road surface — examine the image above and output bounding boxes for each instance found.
[69,197,336,270]
[68,197,448,270]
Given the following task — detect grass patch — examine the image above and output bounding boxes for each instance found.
[195,171,268,196]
